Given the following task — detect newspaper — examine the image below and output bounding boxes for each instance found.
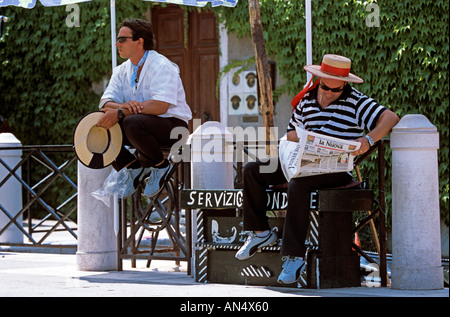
[279,126,361,181]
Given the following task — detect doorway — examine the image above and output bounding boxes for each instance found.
[151,6,220,131]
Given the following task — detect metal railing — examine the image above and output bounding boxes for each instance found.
[117,149,191,270]
[1,140,390,286]
[0,145,77,251]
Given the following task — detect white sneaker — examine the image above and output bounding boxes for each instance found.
[277,256,306,284]
[235,231,278,260]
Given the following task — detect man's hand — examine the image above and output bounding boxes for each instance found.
[122,100,144,114]
[352,136,370,156]
[97,107,119,130]
[286,130,299,142]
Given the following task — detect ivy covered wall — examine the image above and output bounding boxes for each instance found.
[0,0,150,145]
[214,0,449,227]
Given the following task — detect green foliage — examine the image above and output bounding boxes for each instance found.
[214,0,449,226]
[0,0,150,145]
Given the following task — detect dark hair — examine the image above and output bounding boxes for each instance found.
[120,18,156,51]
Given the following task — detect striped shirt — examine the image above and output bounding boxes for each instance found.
[287,84,386,140]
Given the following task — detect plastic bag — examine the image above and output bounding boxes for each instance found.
[91,168,135,207]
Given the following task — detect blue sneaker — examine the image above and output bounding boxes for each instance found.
[277,256,306,284]
[122,167,151,198]
[143,163,171,197]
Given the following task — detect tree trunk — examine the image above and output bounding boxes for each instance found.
[248,0,276,156]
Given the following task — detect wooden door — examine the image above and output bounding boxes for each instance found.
[152,6,220,131]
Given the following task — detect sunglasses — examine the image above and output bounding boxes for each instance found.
[319,82,345,93]
[116,36,134,44]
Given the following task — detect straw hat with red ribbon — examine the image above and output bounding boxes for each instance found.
[291,54,364,108]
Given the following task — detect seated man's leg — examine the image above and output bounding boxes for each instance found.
[108,121,149,198]
[236,158,286,260]
[122,114,188,197]
[123,114,187,167]
[278,172,352,284]
[111,132,141,172]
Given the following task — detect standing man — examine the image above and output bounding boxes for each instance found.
[96,18,192,197]
[235,54,399,284]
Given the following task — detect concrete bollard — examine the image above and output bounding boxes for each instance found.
[189,121,234,189]
[390,114,443,290]
[76,162,118,271]
[188,121,234,274]
[0,133,23,244]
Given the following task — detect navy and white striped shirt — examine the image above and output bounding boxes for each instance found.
[287,84,386,140]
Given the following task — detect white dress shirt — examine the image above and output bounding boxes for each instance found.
[101,50,192,123]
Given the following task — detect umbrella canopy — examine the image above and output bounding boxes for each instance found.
[0,0,237,9]
[0,1,90,9]
[143,0,236,7]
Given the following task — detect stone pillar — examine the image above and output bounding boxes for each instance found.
[76,162,118,271]
[188,121,234,274]
[0,133,23,244]
[390,114,443,290]
[189,121,234,189]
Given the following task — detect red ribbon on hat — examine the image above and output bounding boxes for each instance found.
[291,77,319,110]
[320,62,350,77]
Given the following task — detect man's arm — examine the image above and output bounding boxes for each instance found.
[352,109,400,156]
[96,99,169,129]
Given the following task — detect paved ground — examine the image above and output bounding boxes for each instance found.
[0,251,447,301]
[0,219,448,306]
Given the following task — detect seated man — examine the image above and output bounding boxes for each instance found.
[96,18,192,197]
[235,54,399,284]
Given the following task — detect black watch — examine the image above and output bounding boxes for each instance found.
[117,108,125,120]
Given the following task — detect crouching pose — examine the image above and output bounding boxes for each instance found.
[96,18,192,197]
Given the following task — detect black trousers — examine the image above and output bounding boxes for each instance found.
[112,114,188,171]
[243,158,352,257]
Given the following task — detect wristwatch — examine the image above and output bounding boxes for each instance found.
[365,135,375,147]
[117,108,125,121]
